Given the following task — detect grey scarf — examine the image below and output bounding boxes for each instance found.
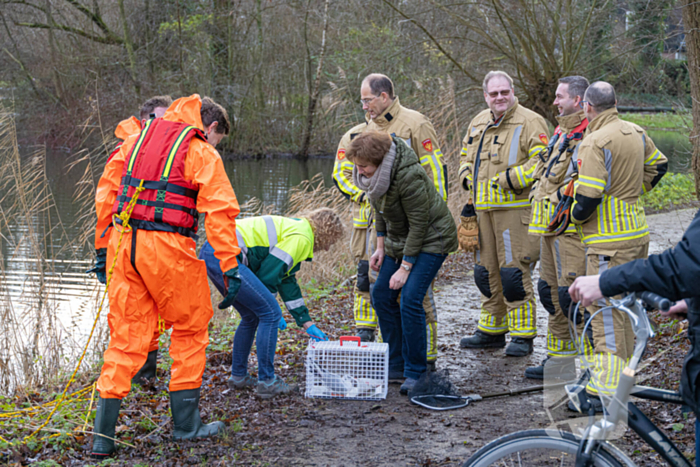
[353,142,397,202]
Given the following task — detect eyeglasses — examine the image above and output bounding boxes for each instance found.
[582,100,591,107]
[360,95,380,106]
[487,89,511,98]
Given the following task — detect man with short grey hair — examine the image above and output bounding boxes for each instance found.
[458,70,548,357]
[525,76,589,380]
[566,80,668,407]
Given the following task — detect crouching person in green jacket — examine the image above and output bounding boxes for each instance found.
[200,209,344,399]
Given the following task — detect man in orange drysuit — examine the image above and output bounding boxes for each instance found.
[90,94,242,458]
[89,95,175,386]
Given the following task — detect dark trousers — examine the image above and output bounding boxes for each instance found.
[371,252,446,379]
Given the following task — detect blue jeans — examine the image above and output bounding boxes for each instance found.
[371,252,447,380]
[199,241,281,382]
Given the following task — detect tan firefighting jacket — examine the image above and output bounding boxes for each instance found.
[529,111,588,236]
[332,97,447,228]
[571,108,668,249]
[459,98,549,211]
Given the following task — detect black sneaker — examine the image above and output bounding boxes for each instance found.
[525,357,576,380]
[505,337,534,357]
[459,330,506,349]
[357,328,375,342]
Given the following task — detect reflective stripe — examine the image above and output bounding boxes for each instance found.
[578,175,606,191]
[503,228,513,264]
[601,308,617,353]
[263,215,277,250]
[236,231,249,266]
[508,125,523,166]
[162,125,197,179]
[603,148,612,188]
[597,255,609,308]
[285,298,306,310]
[270,246,294,268]
[645,149,660,165]
[554,238,562,279]
[126,119,154,175]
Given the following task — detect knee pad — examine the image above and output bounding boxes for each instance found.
[357,260,370,292]
[558,286,573,320]
[537,278,556,316]
[500,267,526,302]
[474,264,492,298]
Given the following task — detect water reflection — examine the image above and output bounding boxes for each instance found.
[223,155,334,210]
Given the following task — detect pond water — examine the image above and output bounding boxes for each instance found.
[0,128,692,390]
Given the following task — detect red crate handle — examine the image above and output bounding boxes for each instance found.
[339,336,361,347]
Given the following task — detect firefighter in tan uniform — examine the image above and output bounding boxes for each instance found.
[332,73,447,367]
[458,71,548,357]
[524,76,590,379]
[569,81,667,403]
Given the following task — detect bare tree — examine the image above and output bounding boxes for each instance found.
[299,0,330,160]
[681,0,700,198]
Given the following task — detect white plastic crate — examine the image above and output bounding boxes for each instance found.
[305,336,389,400]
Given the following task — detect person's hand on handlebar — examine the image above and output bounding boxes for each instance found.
[662,299,689,320]
[569,274,603,307]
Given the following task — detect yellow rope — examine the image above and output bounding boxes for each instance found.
[9,180,147,445]
[81,383,97,433]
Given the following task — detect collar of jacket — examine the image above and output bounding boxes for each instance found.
[163,94,206,130]
[586,107,619,133]
[115,116,142,140]
[490,97,519,126]
[556,110,586,134]
[369,97,403,129]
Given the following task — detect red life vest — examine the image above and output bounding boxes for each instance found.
[112,118,205,239]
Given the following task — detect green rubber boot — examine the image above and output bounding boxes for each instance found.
[132,350,158,385]
[91,397,122,459]
[170,388,225,440]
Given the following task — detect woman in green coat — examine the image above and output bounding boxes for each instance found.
[347,130,458,395]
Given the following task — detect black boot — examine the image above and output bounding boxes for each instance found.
[132,350,158,385]
[356,328,375,342]
[524,356,577,380]
[170,388,225,441]
[459,330,506,349]
[505,337,534,356]
[91,397,122,459]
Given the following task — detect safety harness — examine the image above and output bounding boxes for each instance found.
[545,119,589,235]
[113,118,205,239]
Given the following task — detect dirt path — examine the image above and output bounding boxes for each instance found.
[15,209,697,466]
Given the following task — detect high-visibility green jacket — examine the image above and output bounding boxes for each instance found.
[571,108,668,248]
[236,215,314,326]
[459,99,549,211]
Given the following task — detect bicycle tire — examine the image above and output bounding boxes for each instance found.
[462,429,625,467]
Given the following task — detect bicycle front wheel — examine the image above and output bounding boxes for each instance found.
[463,429,625,467]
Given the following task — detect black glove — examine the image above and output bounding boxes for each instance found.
[218,267,241,309]
[86,248,107,284]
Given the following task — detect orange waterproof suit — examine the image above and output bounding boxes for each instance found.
[108,116,142,163]
[94,95,240,399]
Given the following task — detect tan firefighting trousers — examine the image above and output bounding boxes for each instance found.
[538,234,586,357]
[584,244,648,396]
[475,209,540,338]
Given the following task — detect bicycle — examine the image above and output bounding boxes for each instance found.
[463,291,694,467]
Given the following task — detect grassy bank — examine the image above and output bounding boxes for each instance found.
[621,112,691,131]
[642,172,698,213]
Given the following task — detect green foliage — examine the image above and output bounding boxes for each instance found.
[621,112,690,130]
[642,173,697,212]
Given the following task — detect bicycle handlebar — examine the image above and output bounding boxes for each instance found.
[638,291,671,313]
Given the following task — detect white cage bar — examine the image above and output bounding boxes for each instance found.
[305,337,389,400]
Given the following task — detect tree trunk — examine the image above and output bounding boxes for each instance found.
[118,0,140,97]
[299,0,330,160]
[682,0,700,199]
